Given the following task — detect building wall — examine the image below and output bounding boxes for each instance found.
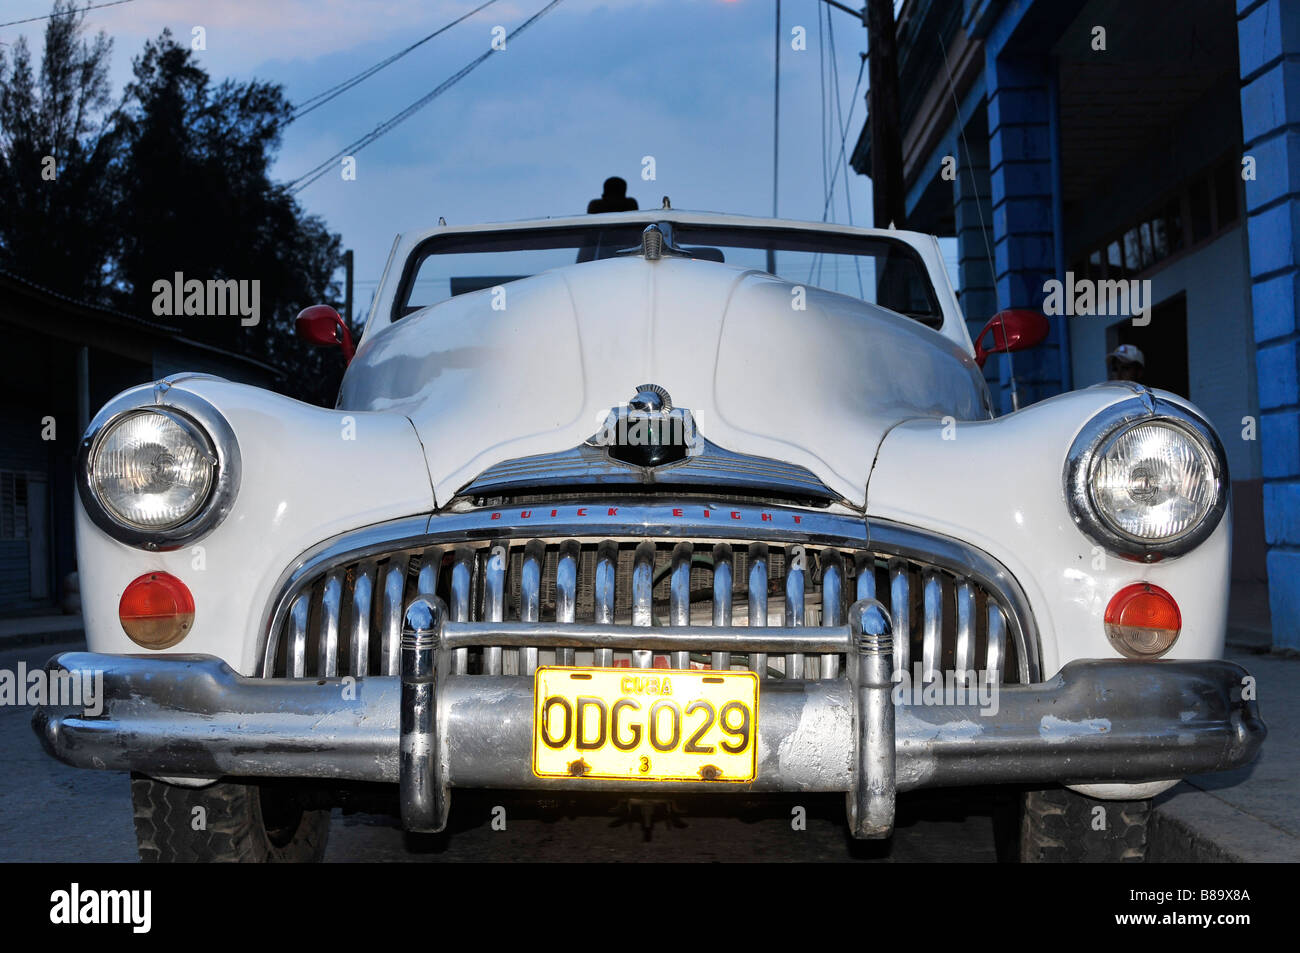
[1068,225,1262,483]
[1238,0,1300,649]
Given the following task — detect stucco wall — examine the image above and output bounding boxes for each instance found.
[1069,225,1262,482]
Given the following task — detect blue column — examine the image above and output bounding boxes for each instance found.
[985,54,1064,411]
[953,132,999,393]
[1240,0,1300,650]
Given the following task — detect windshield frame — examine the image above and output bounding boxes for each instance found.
[388,220,944,327]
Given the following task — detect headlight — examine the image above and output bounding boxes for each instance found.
[1066,397,1227,560]
[78,385,241,550]
[91,410,214,529]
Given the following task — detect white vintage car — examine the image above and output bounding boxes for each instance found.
[36,211,1264,862]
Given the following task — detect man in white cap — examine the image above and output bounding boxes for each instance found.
[1107,344,1145,383]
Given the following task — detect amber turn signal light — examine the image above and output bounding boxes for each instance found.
[118,572,195,649]
[1103,582,1181,659]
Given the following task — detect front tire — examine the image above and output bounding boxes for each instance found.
[1019,787,1150,862]
[131,775,330,863]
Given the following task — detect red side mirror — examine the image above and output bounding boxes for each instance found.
[295,304,355,363]
[973,309,1051,368]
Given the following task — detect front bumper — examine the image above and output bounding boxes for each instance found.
[34,601,1264,839]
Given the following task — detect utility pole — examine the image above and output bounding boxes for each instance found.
[865,0,905,229]
[768,0,781,275]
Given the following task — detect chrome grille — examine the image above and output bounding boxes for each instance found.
[262,516,1030,684]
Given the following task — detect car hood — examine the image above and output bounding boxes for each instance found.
[339,255,989,508]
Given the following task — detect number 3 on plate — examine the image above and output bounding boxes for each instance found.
[639,756,651,774]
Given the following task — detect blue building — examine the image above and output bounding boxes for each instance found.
[853,0,1299,649]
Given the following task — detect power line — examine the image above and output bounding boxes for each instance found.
[0,0,136,29]
[290,0,501,123]
[288,0,563,194]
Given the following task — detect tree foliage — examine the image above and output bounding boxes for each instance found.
[0,4,347,405]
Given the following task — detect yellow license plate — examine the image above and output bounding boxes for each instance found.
[532,667,759,782]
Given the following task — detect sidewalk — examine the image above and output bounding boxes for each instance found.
[1151,648,1299,862]
[0,612,84,648]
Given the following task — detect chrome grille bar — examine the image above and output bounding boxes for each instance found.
[349,564,373,677]
[319,571,342,678]
[483,543,507,675]
[987,603,1006,682]
[593,541,617,667]
[821,551,843,679]
[889,560,910,680]
[669,542,692,670]
[784,545,806,679]
[711,543,733,671]
[448,548,472,675]
[922,570,942,683]
[631,541,655,669]
[555,540,580,666]
[954,582,976,684]
[287,592,310,679]
[380,564,404,676]
[748,543,769,678]
[518,540,544,676]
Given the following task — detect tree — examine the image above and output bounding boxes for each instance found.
[0,0,122,302]
[114,30,344,403]
[1,6,348,405]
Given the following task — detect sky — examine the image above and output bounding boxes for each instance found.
[4,0,956,318]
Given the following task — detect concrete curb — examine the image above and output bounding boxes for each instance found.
[1151,781,1300,863]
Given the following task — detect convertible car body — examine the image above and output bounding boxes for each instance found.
[35,211,1265,861]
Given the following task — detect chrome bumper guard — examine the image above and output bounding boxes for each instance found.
[33,598,1264,839]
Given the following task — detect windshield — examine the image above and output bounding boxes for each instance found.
[394,223,943,327]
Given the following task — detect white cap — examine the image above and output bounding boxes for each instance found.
[1108,344,1145,366]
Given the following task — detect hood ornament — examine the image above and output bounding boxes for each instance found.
[594,384,699,467]
[619,223,689,262]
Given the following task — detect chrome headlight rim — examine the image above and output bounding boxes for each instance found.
[1065,395,1228,562]
[77,383,241,551]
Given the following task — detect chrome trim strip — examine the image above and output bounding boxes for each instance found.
[441,621,852,654]
[458,438,842,505]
